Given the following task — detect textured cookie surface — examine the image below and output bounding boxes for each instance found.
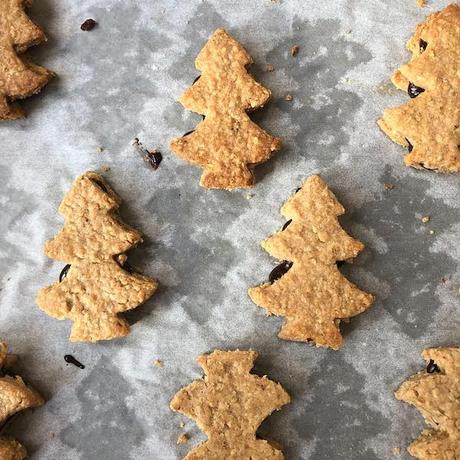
[170,28,281,189]
[170,350,290,459]
[378,4,460,172]
[36,172,158,342]
[396,347,460,459]
[0,342,44,460]
[249,175,374,349]
[0,0,53,120]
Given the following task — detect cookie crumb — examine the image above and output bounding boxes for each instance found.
[100,165,110,172]
[80,19,97,31]
[416,0,426,7]
[266,64,275,72]
[177,433,189,444]
[153,359,163,368]
[96,146,104,154]
[291,45,299,57]
[393,447,401,455]
[48,432,55,439]
[284,94,293,101]
[429,230,435,235]
[421,216,430,223]
[384,183,395,191]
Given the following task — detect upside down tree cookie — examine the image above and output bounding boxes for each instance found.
[170,350,290,459]
[396,347,460,460]
[378,4,460,172]
[0,0,53,120]
[36,172,158,342]
[0,342,44,460]
[170,28,281,189]
[249,175,374,350]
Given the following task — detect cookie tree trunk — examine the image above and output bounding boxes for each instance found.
[36,172,158,342]
[249,176,374,349]
[170,28,281,189]
[0,0,53,119]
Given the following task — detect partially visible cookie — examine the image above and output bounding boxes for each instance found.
[0,0,54,120]
[170,28,281,189]
[396,347,460,459]
[378,4,460,172]
[249,175,374,349]
[170,349,290,459]
[36,172,158,342]
[0,342,44,460]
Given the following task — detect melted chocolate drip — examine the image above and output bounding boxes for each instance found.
[408,82,425,98]
[426,359,440,374]
[183,130,195,137]
[281,219,292,231]
[64,355,85,369]
[59,264,71,282]
[419,39,428,52]
[192,75,201,84]
[269,261,293,283]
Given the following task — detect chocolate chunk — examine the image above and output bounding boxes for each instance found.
[64,355,85,369]
[133,138,162,170]
[408,82,425,98]
[193,75,201,84]
[269,261,293,283]
[59,264,71,282]
[426,359,440,374]
[419,39,428,52]
[295,187,302,193]
[80,19,97,31]
[281,219,292,231]
[183,130,195,137]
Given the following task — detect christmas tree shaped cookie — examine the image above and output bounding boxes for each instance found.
[378,4,460,172]
[0,342,44,460]
[396,347,460,459]
[0,0,53,120]
[170,28,281,189]
[249,176,374,349]
[37,172,158,342]
[170,350,290,459]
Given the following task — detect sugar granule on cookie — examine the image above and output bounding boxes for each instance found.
[170,28,281,189]
[249,175,374,350]
[170,350,290,459]
[0,0,54,120]
[0,342,44,459]
[378,4,460,172]
[36,171,158,342]
[395,347,460,459]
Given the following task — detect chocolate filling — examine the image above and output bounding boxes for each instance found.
[426,359,440,374]
[59,264,71,282]
[269,261,293,283]
[281,219,292,231]
[408,82,425,98]
[406,139,414,152]
[419,39,428,52]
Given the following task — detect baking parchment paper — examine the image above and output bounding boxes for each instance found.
[0,0,459,458]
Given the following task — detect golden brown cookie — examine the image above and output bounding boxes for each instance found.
[0,0,53,120]
[248,175,374,350]
[0,342,44,460]
[0,438,27,460]
[170,28,281,189]
[170,350,290,459]
[396,347,460,459]
[36,172,158,342]
[378,4,460,172]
